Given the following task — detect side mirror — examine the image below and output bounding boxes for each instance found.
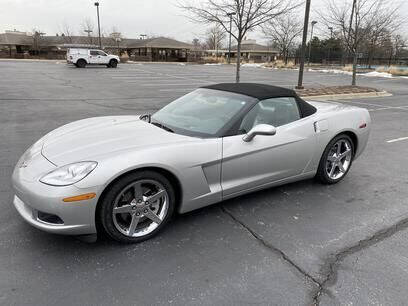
[242,124,276,142]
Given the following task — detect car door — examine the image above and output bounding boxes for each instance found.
[89,50,99,64]
[221,97,317,197]
[96,50,108,64]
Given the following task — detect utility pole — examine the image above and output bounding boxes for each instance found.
[94,2,102,49]
[296,0,311,90]
[227,12,236,64]
[307,21,317,66]
[349,0,357,86]
[84,29,93,37]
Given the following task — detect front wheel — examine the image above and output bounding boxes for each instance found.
[98,171,175,243]
[316,134,354,184]
[109,59,118,68]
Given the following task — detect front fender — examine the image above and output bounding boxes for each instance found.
[74,138,223,213]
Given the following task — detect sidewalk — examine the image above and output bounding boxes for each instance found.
[296,85,391,100]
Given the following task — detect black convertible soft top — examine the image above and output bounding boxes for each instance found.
[202,83,316,117]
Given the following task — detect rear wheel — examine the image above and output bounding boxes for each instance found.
[109,59,118,68]
[98,171,175,243]
[316,134,354,184]
[76,59,86,68]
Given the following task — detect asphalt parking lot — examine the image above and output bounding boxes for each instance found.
[1,60,408,305]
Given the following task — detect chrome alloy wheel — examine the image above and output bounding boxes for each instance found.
[325,139,353,180]
[112,180,169,237]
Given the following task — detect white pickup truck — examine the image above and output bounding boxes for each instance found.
[67,48,120,68]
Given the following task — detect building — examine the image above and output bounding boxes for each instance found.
[125,37,192,62]
[0,31,192,62]
[0,30,33,58]
[231,39,278,62]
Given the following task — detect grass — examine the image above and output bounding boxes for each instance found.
[263,60,295,69]
[342,64,353,72]
[375,66,408,76]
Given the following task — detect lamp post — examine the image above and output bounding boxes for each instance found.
[307,20,317,66]
[226,12,236,64]
[296,0,311,89]
[94,2,102,48]
[327,26,333,65]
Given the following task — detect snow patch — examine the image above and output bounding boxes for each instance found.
[241,63,263,68]
[363,71,393,78]
[204,63,222,66]
[314,69,353,76]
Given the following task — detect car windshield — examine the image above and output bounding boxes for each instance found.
[151,88,254,137]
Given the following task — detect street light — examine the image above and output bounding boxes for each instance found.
[327,27,333,65]
[94,2,102,49]
[296,0,311,89]
[226,12,236,64]
[307,20,317,66]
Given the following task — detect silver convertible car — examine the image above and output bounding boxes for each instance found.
[12,83,371,243]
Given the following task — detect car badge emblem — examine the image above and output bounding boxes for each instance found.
[20,161,29,168]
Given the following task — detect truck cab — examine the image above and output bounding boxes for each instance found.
[66,48,120,68]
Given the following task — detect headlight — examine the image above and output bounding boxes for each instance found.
[40,161,98,186]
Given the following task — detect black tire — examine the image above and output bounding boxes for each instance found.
[76,59,86,68]
[98,171,175,243]
[109,59,118,68]
[315,134,355,184]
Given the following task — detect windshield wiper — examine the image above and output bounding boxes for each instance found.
[150,121,174,133]
[139,114,151,122]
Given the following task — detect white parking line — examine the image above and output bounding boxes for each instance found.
[331,100,408,112]
[140,83,207,86]
[387,137,408,143]
[159,87,200,92]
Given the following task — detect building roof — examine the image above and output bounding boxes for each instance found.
[0,32,33,45]
[202,83,297,100]
[125,37,192,49]
[0,32,192,50]
[232,39,278,53]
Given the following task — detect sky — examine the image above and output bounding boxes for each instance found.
[0,0,407,44]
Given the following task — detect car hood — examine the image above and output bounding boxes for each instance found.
[41,116,193,165]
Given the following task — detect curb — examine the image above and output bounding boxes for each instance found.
[300,91,392,100]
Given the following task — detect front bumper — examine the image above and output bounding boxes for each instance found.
[12,155,101,236]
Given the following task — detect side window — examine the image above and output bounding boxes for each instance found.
[90,50,98,56]
[239,97,301,133]
[97,51,107,56]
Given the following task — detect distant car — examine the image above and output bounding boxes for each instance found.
[66,48,120,68]
[12,83,370,243]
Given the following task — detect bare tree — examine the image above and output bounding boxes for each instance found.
[181,0,299,82]
[321,0,402,85]
[32,28,46,56]
[392,34,407,60]
[60,23,74,43]
[205,25,226,56]
[263,13,302,64]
